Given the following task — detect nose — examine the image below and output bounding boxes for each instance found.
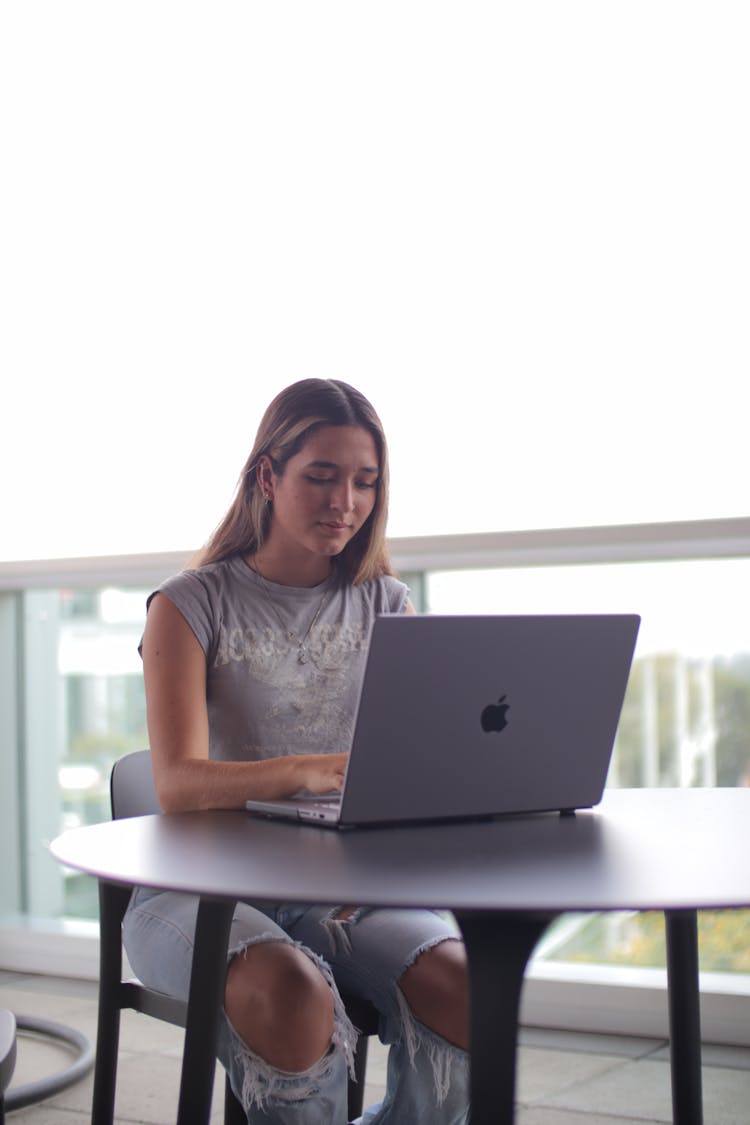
[329,480,355,515]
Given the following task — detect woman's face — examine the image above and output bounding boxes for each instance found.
[262,424,380,562]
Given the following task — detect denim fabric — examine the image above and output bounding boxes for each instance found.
[123,890,469,1124]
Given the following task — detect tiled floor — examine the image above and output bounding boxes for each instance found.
[2,969,749,1123]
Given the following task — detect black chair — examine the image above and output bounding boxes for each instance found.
[0,1010,17,1125]
[92,750,377,1124]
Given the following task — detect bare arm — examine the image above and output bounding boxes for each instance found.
[141,593,347,812]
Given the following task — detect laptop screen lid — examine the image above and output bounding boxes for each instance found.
[245,613,640,828]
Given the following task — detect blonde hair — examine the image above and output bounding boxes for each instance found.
[193,379,394,585]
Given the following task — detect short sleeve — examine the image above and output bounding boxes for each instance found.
[146,569,218,659]
[377,575,410,615]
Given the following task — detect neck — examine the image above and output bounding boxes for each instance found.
[248,547,333,589]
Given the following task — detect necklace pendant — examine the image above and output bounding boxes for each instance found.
[297,649,308,664]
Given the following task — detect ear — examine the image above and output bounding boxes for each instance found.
[256,456,275,502]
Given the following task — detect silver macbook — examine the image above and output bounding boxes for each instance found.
[244,613,640,829]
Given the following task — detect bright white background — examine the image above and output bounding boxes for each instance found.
[1,2,748,561]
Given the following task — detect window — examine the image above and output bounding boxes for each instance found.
[0,586,149,924]
[2,534,749,1042]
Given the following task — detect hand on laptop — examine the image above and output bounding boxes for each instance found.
[296,753,348,794]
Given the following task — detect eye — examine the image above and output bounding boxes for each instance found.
[355,479,378,490]
[306,475,335,485]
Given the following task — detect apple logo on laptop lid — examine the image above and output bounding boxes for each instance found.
[481,694,510,734]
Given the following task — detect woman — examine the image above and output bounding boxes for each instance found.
[124,379,470,1124]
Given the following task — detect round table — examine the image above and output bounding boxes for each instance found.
[51,787,750,1124]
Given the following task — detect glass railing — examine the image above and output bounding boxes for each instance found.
[2,521,749,986]
[57,585,151,917]
[0,585,151,922]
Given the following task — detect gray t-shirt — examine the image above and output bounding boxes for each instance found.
[151,555,409,762]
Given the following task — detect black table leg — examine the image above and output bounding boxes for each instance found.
[456,911,557,1125]
[665,909,703,1125]
[177,897,235,1125]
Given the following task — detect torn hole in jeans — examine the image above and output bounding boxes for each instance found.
[321,906,370,955]
[226,932,357,1112]
[320,913,464,1107]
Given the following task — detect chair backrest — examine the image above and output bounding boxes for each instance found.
[110,750,162,820]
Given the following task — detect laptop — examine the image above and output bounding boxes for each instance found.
[244,613,640,829]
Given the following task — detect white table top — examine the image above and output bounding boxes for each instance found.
[50,788,750,915]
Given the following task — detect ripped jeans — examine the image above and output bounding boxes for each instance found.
[123,890,469,1124]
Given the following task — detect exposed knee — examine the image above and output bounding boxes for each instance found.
[225,940,335,1072]
[399,938,469,1050]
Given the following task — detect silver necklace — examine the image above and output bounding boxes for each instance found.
[251,560,331,664]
